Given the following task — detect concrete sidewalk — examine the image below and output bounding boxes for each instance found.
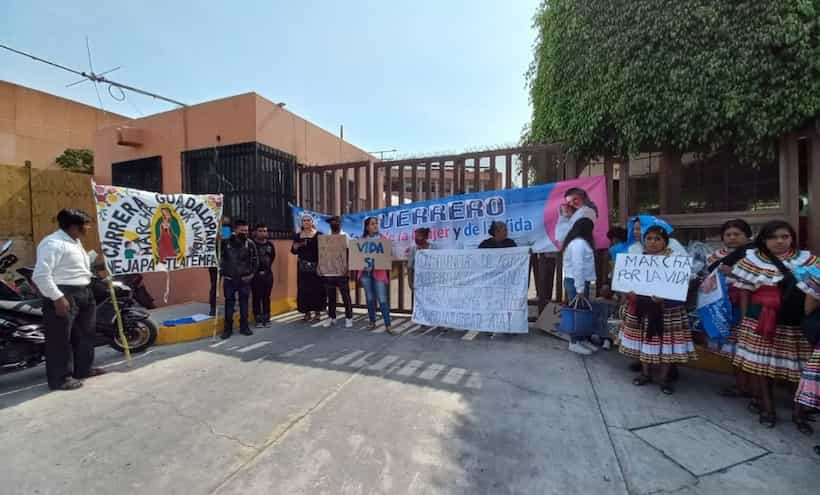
[0,313,816,494]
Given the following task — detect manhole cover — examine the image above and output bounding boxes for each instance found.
[632,417,768,476]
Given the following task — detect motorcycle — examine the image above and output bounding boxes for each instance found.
[0,240,158,373]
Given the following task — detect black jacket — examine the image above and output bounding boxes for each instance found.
[254,240,276,275]
[221,237,259,279]
[478,238,517,249]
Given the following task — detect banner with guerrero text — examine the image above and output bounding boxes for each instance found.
[412,247,531,333]
[292,176,609,260]
[93,182,223,275]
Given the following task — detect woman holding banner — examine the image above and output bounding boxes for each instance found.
[357,217,394,335]
[730,220,817,432]
[619,226,697,395]
[292,214,325,322]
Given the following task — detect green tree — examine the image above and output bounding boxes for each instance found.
[56,148,94,174]
[525,0,820,161]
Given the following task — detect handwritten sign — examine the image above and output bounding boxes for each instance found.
[412,247,531,333]
[348,238,392,271]
[318,234,348,276]
[612,254,693,302]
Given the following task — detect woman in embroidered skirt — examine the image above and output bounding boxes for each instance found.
[731,220,817,431]
[795,282,820,454]
[704,219,754,397]
[619,226,697,395]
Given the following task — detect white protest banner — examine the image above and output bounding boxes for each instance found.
[412,247,530,333]
[93,182,223,275]
[612,253,693,302]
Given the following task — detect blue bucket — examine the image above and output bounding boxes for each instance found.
[558,297,596,335]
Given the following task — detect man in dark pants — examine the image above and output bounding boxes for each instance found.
[209,216,231,316]
[251,223,276,328]
[32,209,100,391]
[221,219,258,339]
[322,216,353,328]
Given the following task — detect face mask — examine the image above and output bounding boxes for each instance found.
[222,226,232,238]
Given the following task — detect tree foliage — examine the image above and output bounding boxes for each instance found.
[525,0,820,161]
[56,148,94,174]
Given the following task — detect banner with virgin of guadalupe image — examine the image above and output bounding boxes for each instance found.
[92,182,223,275]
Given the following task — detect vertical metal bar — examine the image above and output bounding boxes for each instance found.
[458,159,466,194]
[385,164,393,207]
[522,153,530,188]
[366,161,373,211]
[439,161,446,198]
[506,154,513,189]
[424,161,432,200]
[340,167,348,215]
[490,155,498,190]
[474,156,481,192]
[411,161,418,202]
[354,163,362,212]
[398,164,405,205]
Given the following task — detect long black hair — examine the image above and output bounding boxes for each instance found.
[561,218,595,253]
[362,216,379,238]
[564,187,599,217]
[755,220,799,296]
[721,218,752,239]
[709,219,754,271]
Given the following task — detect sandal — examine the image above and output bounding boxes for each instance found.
[792,416,815,436]
[747,401,762,415]
[660,383,675,395]
[759,414,777,428]
[632,375,652,386]
[311,313,321,322]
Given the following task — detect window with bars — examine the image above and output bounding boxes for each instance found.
[181,142,296,235]
[112,156,163,192]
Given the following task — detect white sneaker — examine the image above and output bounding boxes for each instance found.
[323,318,336,328]
[568,342,592,355]
[345,318,353,328]
[602,339,612,351]
[581,341,599,352]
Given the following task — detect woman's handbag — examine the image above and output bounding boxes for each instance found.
[298,259,317,274]
[558,295,596,336]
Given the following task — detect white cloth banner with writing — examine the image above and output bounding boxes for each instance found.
[93,182,223,275]
[412,247,530,333]
[612,253,693,302]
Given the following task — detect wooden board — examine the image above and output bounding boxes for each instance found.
[348,238,392,271]
[318,234,348,276]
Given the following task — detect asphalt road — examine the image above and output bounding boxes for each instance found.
[1,312,817,494]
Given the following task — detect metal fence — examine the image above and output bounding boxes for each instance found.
[182,142,297,237]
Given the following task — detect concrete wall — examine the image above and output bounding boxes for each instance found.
[0,81,128,169]
[94,91,373,307]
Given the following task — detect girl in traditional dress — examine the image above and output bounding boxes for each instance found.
[619,226,697,394]
[795,290,819,453]
[731,220,817,431]
[703,219,754,397]
[292,214,325,322]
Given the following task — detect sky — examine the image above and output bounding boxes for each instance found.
[1,0,539,158]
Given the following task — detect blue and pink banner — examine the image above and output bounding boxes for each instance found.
[292,176,609,260]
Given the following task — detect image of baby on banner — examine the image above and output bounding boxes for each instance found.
[696,270,734,343]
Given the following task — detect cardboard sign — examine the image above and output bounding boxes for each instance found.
[348,238,392,271]
[318,234,348,276]
[411,247,531,333]
[612,253,693,302]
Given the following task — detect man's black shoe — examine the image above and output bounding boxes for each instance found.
[52,378,83,391]
[221,331,232,340]
[240,328,253,336]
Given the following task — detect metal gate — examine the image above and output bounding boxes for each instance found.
[297,145,572,314]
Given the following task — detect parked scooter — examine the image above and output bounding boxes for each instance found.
[0,240,157,373]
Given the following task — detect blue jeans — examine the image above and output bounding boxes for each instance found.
[360,272,391,327]
[224,277,251,333]
[564,277,590,343]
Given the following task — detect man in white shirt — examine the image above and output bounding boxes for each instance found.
[32,209,99,391]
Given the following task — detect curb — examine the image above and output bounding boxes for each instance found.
[155,297,297,345]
